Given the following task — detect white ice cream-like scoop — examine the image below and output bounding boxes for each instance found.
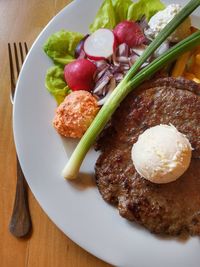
[131,124,192,184]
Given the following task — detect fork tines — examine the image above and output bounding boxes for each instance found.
[8,42,28,102]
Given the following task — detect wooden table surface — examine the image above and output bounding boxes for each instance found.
[0,1,111,266]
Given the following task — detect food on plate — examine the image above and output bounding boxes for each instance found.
[84,29,116,60]
[44,0,200,236]
[64,59,97,91]
[44,0,166,106]
[89,0,165,33]
[113,20,146,47]
[75,34,89,58]
[45,66,71,104]
[53,91,99,138]
[43,30,84,65]
[185,48,200,81]
[131,124,192,184]
[154,41,169,57]
[172,51,191,77]
[126,0,165,22]
[145,4,191,42]
[95,77,200,235]
[172,42,200,82]
[44,0,199,141]
[63,30,200,179]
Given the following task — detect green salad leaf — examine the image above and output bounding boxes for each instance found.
[127,0,165,21]
[89,0,116,32]
[45,65,71,104]
[43,30,83,65]
[112,0,132,24]
[90,0,165,33]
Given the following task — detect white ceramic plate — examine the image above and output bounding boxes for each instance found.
[13,1,200,266]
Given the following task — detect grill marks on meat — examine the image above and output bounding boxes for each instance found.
[95,77,200,236]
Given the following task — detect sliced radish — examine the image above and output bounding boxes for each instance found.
[64,59,97,91]
[84,29,116,60]
[113,20,146,47]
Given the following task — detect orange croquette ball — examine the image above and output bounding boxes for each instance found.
[53,90,99,138]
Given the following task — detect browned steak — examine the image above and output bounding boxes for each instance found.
[95,77,200,236]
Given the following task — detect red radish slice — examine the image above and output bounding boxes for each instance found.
[64,59,97,91]
[84,29,116,60]
[113,20,146,47]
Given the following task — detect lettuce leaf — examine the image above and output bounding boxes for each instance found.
[127,0,165,21]
[90,0,165,33]
[89,0,116,32]
[45,65,71,104]
[111,0,132,24]
[43,30,83,65]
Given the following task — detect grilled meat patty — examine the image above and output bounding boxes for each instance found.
[95,78,200,236]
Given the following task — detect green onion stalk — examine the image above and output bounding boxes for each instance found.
[63,0,200,179]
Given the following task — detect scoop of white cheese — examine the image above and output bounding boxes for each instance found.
[131,124,192,184]
[145,4,191,42]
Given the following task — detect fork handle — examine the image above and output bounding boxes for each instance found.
[9,157,32,237]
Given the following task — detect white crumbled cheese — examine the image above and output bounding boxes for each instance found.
[145,4,191,42]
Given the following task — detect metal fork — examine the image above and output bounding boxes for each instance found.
[8,43,32,237]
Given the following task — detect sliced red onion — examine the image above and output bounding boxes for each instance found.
[93,70,113,95]
[154,41,170,58]
[98,78,116,106]
[90,40,153,103]
[116,43,129,57]
[110,65,121,73]
[94,65,110,82]
[120,63,130,71]
[137,16,148,31]
[112,52,120,67]
[77,49,86,59]
[131,45,147,57]
[94,60,108,68]
[115,56,130,64]
[101,85,109,96]
[129,53,140,66]
[75,34,89,58]
[93,78,110,95]
[114,72,124,83]
[140,62,149,68]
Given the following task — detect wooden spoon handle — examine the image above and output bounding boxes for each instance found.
[9,157,32,237]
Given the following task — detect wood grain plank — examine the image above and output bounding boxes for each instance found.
[0,0,111,266]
